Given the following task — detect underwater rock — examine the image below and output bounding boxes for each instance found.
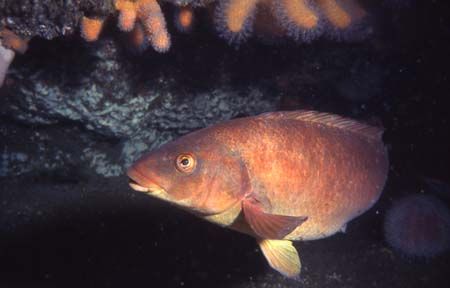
[0,0,112,39]
[3,38,159,138]
[3,39,276,138]
[0,38,278,178]
[0,122,102,178]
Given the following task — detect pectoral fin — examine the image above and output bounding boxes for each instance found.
[258,239,301,278]
[242,199,308,239]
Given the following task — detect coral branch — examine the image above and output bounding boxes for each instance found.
[113,0,171,52]
[138,0,171,52]
[317,0,351,29]
[129,22,148,51]
[116,0,138,32]
[281,0,318,30]
[214,0,367,44]
[273,0,321,42]
[175,6,194,33]
[226,0,259,33]
[215,0,258,44]
[77,0,368,51]
[80,17,105,42]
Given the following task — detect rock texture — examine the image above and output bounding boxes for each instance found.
[0,37,280,177]
[0,0,112,39]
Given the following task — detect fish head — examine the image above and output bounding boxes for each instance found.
[127,131,246,215]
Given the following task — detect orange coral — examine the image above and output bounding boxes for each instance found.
[0,29,29,54]
[317,0,351,29]
[80,17,105,42]
[215,0,257,43]
[113,0,171,52]
[81,0,171,52]
[280,0,318,30]
[115,0,138,31]
[128,22,147,50]
[175,6,194,32]
[78,0,367,51]
[138,0,171,52]
[215,0,366,44]
[226,0,258,33]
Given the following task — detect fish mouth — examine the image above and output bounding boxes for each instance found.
[127,167,166,196]
[127,166,194,208]
[128,178,150,192]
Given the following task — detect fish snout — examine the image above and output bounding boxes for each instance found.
[127,166,165,194]
[128,177,149,192]
[127,165,151,192]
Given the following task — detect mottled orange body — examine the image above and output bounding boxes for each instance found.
[128,110,388,277]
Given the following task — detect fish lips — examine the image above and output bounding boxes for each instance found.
[128,178,149,192]
[127,167,164,194]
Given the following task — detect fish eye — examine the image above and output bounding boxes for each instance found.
[175,153,196,174]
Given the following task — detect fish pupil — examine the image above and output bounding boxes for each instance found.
[181,158,189,166]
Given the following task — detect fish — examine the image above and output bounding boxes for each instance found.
[127,110,389,277]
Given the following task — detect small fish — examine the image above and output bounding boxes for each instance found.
[127,110,389,277]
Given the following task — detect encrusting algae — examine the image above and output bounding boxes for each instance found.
[127,110,389,277]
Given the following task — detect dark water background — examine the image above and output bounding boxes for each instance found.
[1,0,449,287]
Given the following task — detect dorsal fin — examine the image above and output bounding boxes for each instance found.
[256,110,383,141]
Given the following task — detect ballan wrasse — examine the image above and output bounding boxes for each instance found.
[127,110,389,277]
